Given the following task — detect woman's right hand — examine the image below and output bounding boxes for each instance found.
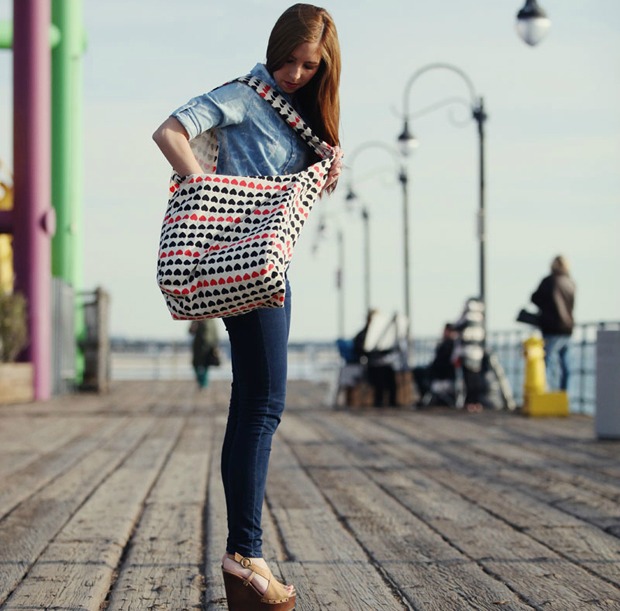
[323,146,343,194]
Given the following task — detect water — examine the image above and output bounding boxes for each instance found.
[111,323,619,416]
[111,342,341,384]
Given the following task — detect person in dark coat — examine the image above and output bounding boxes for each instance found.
[531,255,576,391]
[413,323,457,402]
[189,319,219,389]
[353,309,397,407]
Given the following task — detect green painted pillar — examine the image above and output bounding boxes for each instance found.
[51,0,85,379]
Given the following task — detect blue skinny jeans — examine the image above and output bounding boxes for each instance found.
[543,334,571,391]
[221,280,291,557]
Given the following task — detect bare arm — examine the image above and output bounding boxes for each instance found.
[152,116,203,176]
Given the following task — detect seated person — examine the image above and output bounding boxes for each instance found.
[413,323,457,402]
[353,309,399,407]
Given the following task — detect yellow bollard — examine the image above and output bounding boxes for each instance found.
[522,335,569,417]
[523,335,546,398]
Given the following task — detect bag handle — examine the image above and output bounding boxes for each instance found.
[236,75,333,160]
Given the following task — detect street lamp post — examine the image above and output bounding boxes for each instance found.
[314,216,347,338]
[345,185,371,314]
[345,141,412,351]
[398,63,488,339]
[337,228,345,338]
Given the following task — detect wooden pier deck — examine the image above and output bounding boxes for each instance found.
[0,380,619,610]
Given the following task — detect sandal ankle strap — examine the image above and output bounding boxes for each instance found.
[229,553,292,602]
[231,553,272,580]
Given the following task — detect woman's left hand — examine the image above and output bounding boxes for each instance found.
[323,146,344,193]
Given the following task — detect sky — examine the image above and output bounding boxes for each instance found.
[1,0,619,342]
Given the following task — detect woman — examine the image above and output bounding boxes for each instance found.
[531,255,576,390]
[153,4,342,610]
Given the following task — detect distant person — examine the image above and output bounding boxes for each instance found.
[152,5,342,610]
[353,309,397,407]
[531,255,576,391]
[352,308,377,363]
[413,323,457,402]
[453,298,486,412]
[189,319,220,389]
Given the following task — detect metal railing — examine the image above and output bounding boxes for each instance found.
[109,321,618,415]
[413,321,620,415]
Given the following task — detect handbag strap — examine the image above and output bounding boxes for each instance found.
[236,75,333,160]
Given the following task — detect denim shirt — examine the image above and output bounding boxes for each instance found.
[172,63,313,177]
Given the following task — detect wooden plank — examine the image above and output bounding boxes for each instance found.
[266,438,407,610]
[0,417,126,518]
[106,416,213,611]
[2,417,184,611]
[500,414,620,463]
[106,502,205,611]
[0,413,84,456]
[319,410,620,608]
[0,540,122,609]
[355,415,620,588]
[404,414,620,534]
[0,416,155,606]
[0,380,617,610]
[280,413,536,610]
[0,363,34,404]
[0,414,88,479]
[205,415,233,611]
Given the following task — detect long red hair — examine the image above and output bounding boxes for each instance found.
[266,4,341,147]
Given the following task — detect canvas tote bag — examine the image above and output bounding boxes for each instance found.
[157,75,335,320]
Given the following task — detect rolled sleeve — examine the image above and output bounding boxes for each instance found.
[171,82,252,140]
